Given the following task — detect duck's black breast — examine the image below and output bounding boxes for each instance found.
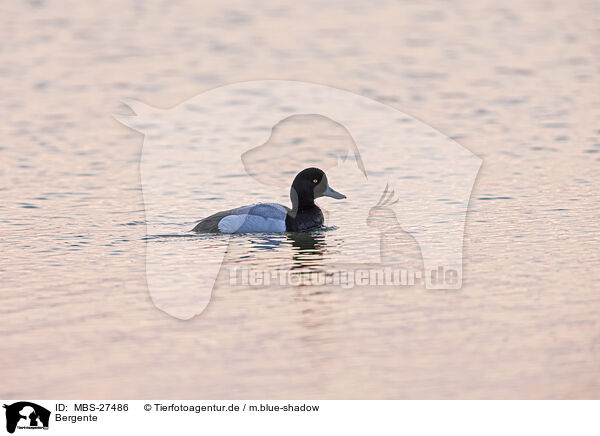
[285,206,324,231]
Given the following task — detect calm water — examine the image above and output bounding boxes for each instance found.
[1,0,599,399]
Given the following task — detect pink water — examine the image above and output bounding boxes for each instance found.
[1,0,599,398]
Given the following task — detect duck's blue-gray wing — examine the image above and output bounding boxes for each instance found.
[192,203,288,233]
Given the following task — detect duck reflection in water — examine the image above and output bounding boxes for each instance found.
[288,232,326,271]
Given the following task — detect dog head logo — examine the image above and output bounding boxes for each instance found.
[3,402,50,433]
[115,80,481,319]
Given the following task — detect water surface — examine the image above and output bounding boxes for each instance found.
[1,0,599,398]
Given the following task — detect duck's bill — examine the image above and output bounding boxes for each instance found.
[322,185,346,199]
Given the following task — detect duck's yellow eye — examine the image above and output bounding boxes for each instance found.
[313,179,318,183]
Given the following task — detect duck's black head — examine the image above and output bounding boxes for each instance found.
[290,167,346,210]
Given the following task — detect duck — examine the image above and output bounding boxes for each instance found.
[192,168,346,233]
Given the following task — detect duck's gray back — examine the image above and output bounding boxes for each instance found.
[192,203,288,233]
